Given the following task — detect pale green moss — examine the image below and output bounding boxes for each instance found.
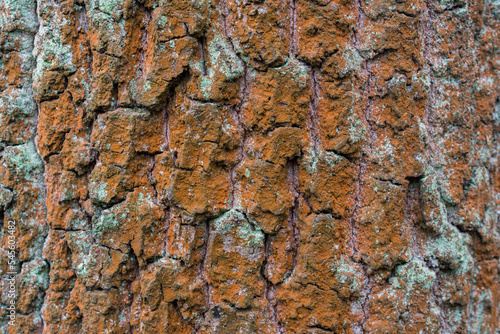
[392,259,436,292]
[0,0,38,34]
[190,31,244,100]
[330,255,364,294]
[33,2,76,84]
[21,260,49,290]
[2,142,43,181]
[94,210,120,236]
[212,209,264,251]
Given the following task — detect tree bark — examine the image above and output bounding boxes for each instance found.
[0,0,498,332]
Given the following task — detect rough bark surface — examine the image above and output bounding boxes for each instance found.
[0,0,499,333]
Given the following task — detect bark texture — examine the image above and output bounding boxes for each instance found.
[0,0,499,333]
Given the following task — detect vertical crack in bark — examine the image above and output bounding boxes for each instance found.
[148,156,159,205]
[350,1,375,331]
[219,0,249,211]
[228,69,248,209]
[161,102,171,152]
[219,0,244,67]
[287,158,300,279]
[405,176,424,260]
[200,220,213,316]
[228,68,248,209]
[420,3,450,330]
[32,0,51,331]
[349,161,372,334]
[349,162,364,261]
[308,67,322,155]
[421,1,437,165]
[142,7,152,66]
[79,5,94,79]
[229,163,237,209]
[260,232,285,334]
[197,36,208,76]
[162,209,171,260]
[289,0,297,55]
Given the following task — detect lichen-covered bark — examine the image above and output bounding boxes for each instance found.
[0,0,498,333]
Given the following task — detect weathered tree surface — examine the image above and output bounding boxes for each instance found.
[0,0,499,333]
